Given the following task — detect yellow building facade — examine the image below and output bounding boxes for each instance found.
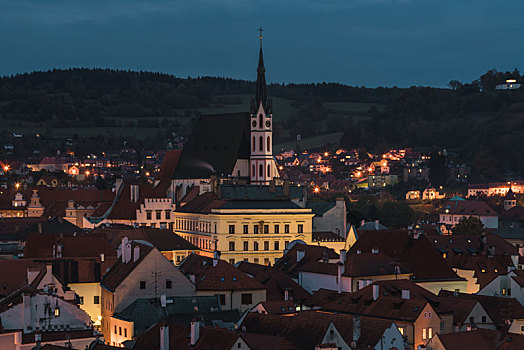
[174,207,314,265]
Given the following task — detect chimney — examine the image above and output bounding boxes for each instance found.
[352,315,361,346]
[283,181,290,197]
[133,245,140,262]
[372,285,379,301]
[296,250,305,262]
[45,263,52,279]
[23,293,31,334]
[360,220,365,228]
[213,251,220,267]
[160,324,169,350]
[374,220,379,230]
[190,320,200,346]
[121,237,129,263]
[337,262,345,294]
[130,184,139,203]
[100,253,105,262]
[340,249,347,264]
[401,289,410,300]
[161,294,167,308]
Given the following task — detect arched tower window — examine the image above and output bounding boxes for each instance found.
[267,164,271,178]
[267,136,271,153]
[259,164,263,178]
[259,136,263,151]
[252,164,255,177]
[259,114,263,130]
[252,136,255,152]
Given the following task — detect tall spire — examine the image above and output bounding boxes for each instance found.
[253,27,269,113]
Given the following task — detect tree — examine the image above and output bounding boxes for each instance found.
[448,80,463,90]
[452,216,484,235]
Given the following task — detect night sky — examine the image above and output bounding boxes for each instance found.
[1,0,523,87]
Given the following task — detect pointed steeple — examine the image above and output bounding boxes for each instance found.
[252,27,271,114]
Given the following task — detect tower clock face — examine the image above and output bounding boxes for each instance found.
[252,120,257,127]
[265,120,271,127]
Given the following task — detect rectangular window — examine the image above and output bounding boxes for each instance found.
[243,241,249,251]
[79,296,84,305]
[481,316,486,323]
[166,280,172,289]
[399,327,404,335]
[440,321,445,333]
[469,316,474,323]
[165,211,171,220]
[94,296,100,305]
[146,211,152,220]
[115,325,117,334]
[264,241,269,250]
[274,225,279,233]
[218,294,226,305]
[264,225,269,234]
[229,241,235,251]
[284,224,290,233]
[241,293,253,305]
[229,258,235,264]
[229,225,235,234]
[422,328,427,340]
[428,327,433,339]
[243,225,248,234]
[264,258,270,265]
[156,211,161,220]
[254,225,259,234]
[254,258,259,264]
[140,281,146,289]
[274,241,279,251]
[119,327,122,336]
[254,241,259,251]
[284,241,289,248]
[298,224,303,233]
[124,328,127,337]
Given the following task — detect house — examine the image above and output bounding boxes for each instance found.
[178,253,266,312]
[427,232,518,293]
[349,229,467,294]
[91,225,200,265]
[298,249,413,293]
[108,295,242,346]
[173,184,314,264]
[438,290,524,331]
[273,243,339,282]
[133,321,297,350]
[406,190,421,201]
[423,187,445,201]
[439,198,499,232]
[0,285,96,350]
[478,269,524,306]
[322,282,443,349]
[100,239,195,344]
[241,310,406,350]
[307,197,347,238]
[426,328,524,350]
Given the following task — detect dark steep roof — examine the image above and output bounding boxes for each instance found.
[172,113,251,179]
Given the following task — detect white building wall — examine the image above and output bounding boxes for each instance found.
[375,323,405,350]
[312,199,347,237]
[299,271,351,293]
[113,248,196,313]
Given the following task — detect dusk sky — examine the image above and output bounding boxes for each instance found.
[1,0,523,87]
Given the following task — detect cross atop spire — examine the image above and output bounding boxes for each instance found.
[258,27,264,45]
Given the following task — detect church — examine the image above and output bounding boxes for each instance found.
[164,38,280,202]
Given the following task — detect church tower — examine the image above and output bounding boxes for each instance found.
[250,29,275,185]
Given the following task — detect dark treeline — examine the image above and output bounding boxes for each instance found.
[2,67,524,179]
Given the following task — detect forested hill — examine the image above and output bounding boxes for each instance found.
[1,68,524,179]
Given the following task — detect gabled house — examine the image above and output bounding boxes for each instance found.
[100,239,195,343]
[241,310,405,350]
[178,254,266,312]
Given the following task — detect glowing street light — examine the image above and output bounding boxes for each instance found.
[15,183,20,190]
[85,171,90,176]
[145,172,150,177]
[314,187,320,193]
[3,165,9,172]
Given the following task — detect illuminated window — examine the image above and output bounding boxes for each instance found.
[54,307,60,317]
[422,328,426,340]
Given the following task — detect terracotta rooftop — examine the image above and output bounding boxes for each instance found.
[273,244,339,279]
[440,199,498,216]
[179,254,266,291]
[24,234,116,259]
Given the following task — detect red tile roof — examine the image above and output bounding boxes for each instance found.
[106,182,164,220]
[179,254,266,291]
[176,192,227,213]
[24,234,116,259]
[253,268,311,302]
[432,328,524,350]
[273,244,339,278]
[440,200,498,216]
[101,241,154,292]
[349,230,463,282]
